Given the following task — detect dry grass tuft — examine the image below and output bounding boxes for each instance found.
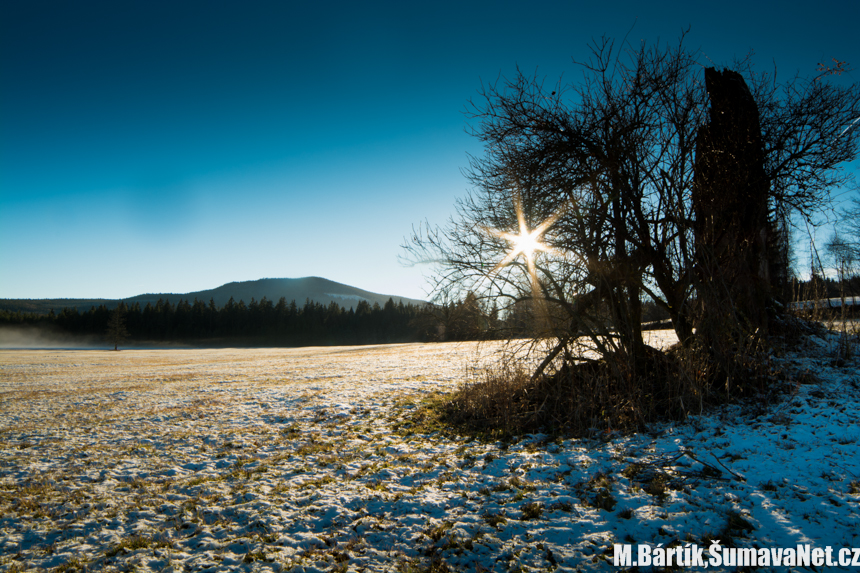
[422,336,791,438]
[432,346,690,437]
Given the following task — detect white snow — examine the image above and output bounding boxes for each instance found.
[790,297,860,310]
[0,332,858,572]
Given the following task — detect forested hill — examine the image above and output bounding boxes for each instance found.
[43,297,432,346]
[0,277,427,315]
[0,291,511,347]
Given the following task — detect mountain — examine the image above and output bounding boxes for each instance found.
[0,277,428,315]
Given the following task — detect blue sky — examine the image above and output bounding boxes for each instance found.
[2,0,858,301]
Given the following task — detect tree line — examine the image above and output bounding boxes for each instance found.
[0,295,552,346]
[0,297,430,346]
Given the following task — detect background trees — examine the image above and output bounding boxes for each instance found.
[3,296,433,347]
[829,197,860,277]
[407,36,860,404]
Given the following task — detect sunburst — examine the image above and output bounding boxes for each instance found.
[481,188,567,300]
[494,223,552,270]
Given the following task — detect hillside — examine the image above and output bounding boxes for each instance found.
[0,277,428,315]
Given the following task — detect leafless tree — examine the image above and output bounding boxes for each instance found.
[406,35,860,390]
[836,197,860,263]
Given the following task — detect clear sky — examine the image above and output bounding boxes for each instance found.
[2,0,858,301]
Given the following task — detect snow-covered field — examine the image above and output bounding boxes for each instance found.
[1,332,858,572]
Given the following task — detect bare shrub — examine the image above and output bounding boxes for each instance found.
[405,33,860,437]
[437,339,719,437]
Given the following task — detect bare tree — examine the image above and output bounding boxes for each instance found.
[406,35,860,394]
[837,197,860,262]
[826,233,857,281]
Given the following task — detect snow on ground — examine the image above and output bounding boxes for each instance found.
[0,332,858,572]
[790,297,860,310]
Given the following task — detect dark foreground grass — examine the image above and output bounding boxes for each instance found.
[403,334,800,440]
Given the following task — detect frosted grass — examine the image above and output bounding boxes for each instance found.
[1,334,858,572]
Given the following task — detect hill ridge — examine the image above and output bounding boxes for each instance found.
[0,277,428,315]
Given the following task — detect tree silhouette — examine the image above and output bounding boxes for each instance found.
[406,35,860,399]
[106,304,129,351]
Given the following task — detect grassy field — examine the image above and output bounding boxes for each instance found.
[1,335,858,572]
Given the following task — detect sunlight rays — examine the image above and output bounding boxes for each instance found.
[480,188,568,307]
[483,189,565,275]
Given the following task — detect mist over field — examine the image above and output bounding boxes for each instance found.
[0,325,104,349]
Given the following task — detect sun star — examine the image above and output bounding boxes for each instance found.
[478,187,570,305]
[513,231,542,259]
[485,192,564,273]
[498,226,549,268]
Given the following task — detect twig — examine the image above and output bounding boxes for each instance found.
[707,452,746,482]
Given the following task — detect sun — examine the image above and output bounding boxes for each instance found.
[502,227,547,263]
[487,199,561,271]
[475,186,574,311]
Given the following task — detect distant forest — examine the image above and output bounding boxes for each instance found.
[796,274,860,300]
[0,295,508,346]
[0,275,852,347]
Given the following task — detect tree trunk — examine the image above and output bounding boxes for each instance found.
[693,68,772,337]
